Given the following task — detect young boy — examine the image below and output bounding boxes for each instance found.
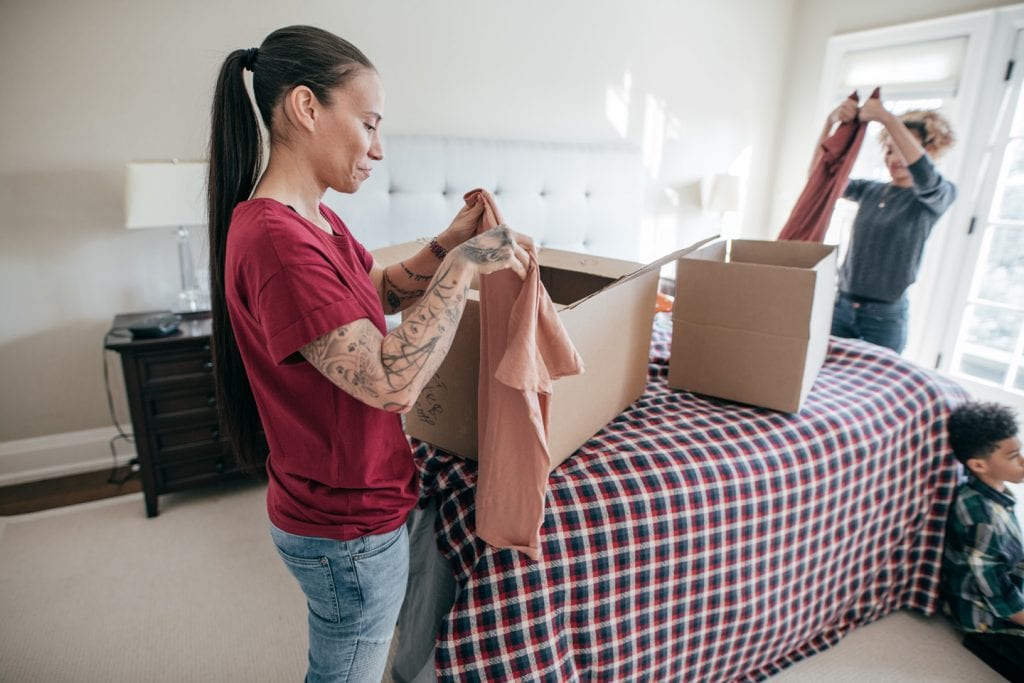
[941,401,1024,679]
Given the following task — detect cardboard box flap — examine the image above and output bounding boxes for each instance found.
[566,235,718,310]
[674,239,836,338]
[539,247,643,279]
[370,241,424,264]
[729,239,834,269]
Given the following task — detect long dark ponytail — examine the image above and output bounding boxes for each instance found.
[207,26,374,469]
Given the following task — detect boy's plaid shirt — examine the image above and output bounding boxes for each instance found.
[942,476,1024,634]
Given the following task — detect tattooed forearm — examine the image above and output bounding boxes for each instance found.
[380,263,468,391]
[381,268,426,314]
[400,261,433,282]
[300,259,474,413]
[301,325,385,400]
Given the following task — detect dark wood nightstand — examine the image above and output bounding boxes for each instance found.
[104,311,264,516]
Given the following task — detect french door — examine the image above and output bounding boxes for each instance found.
[941,25,1024,408]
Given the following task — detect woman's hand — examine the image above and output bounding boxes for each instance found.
[828,98,858,126]
[857,98,894,124]
[452,224,532,280]
[435,197,486,251]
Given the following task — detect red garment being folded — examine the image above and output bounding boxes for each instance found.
[463,189,584,560]
[778,88,880,243]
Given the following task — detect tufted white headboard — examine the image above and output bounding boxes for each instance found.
[322,135,645,261]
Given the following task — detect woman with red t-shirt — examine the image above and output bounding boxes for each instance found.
[207,25,531,681]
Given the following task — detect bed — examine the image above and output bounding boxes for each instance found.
[392,315,967,681]
[324,136,969,681]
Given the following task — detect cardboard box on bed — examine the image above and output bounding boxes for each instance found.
[372,241,703,470]
[669,239,837,413]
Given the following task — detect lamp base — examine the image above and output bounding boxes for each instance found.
[178,289,203,313]
[176,225,208,312]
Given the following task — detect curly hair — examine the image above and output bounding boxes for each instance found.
[878,109,956,159]
[947,401,1019,465]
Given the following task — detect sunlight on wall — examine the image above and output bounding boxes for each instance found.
[605,71,632,139]
[642,94,681,181]
[725,146,752,237]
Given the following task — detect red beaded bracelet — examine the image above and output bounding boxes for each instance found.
[428,237,448,261]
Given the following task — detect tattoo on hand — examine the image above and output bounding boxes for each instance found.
[460,225,516,266]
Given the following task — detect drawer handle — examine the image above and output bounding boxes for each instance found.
[203,361,213,372]
[207,396,217,407]
[216,458,226,474]
[211,429,221,441]
[202,343,211,352]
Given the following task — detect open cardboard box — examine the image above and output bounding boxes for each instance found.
[669,238,837,413]
[373,240,710,470]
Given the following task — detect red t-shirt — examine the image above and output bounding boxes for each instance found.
[225,198,417,541]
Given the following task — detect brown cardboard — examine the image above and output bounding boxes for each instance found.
[669,239,837,413]
[373,240,712,470]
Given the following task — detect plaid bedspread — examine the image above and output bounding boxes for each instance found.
[413,313,969,682]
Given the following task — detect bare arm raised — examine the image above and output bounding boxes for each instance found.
[857,98,926,166]
[300,225,529,413]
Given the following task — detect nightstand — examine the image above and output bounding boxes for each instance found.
[104,311,265,516]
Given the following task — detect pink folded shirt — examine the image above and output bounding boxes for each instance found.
[465,189,584,560]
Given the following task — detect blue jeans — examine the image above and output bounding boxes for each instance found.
[831,292,909,353]
[269,522,409,683]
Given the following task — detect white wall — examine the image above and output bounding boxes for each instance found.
[0,0,798,446]
[0,0,1011,460]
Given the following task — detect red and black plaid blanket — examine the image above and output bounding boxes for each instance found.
[413,313,968,681]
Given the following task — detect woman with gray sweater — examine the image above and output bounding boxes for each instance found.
[818,97,957,353]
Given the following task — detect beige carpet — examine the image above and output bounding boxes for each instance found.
[0,478,1007,682]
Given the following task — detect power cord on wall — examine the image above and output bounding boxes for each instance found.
[103,329,139,485]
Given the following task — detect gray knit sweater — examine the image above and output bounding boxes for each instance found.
[840,155,957,302]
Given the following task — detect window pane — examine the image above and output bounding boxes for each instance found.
[1010,78,1024,137]
[958,354,1009,385]
[962,304,1023,353]
[1014,365,1024,392]
[994,141,1024,221]
[975,225,1024,305]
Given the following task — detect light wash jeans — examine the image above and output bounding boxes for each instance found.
[269,522,409,683]
[830,292,909,354]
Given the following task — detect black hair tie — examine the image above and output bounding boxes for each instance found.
[244,47,259,72]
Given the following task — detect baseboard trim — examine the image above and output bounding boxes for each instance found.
[0,427,137,487]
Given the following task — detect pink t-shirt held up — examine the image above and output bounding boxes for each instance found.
[466,189,584,559]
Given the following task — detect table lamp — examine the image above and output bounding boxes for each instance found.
[124,160,208,312]
[702,172,741,238]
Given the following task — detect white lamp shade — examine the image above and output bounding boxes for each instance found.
[125,160,208,229]
[702,173,741,213]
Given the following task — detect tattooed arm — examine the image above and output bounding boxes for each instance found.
[370,196,488,313]
[300,226,529,413]
[371,248,445,315]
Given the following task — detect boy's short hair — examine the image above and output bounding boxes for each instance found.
[947,402,1019,465]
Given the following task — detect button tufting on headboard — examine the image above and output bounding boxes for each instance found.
[322,135,644,259]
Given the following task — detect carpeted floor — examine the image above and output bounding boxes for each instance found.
[0,477,1009,682]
